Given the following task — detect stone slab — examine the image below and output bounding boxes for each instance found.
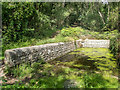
[83,39,110,48]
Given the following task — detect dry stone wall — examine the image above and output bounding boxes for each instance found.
[4,42,76,67]
[4,39,110,67]
[76,39,84,48]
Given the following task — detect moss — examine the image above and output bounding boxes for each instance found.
[69,48,117,73]
[2,47,118,88]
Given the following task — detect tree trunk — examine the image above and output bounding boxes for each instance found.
[107,4,110,22]
[98,11,105,25]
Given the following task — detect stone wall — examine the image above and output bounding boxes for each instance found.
[76,39,84,48]
[82,39,110,48]
[4,41,76,67]
[4,39,110,67]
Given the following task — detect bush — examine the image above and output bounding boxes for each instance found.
[4,63,32,78]
[83,73,106,88]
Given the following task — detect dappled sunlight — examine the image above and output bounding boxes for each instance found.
[2,47,118,88]
[1,2,119,88]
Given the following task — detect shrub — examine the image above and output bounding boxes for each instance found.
[82,73,106,88]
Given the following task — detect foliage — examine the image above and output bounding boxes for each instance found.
[70,48,117,72]
[1,2,119,88]
[60,27,119,40]
[110,34,120,56]
[2,2,119,42]
[4,63,33,78]
[2,26,119,60]
[2,47,118,88]
[83,73,106,88]
[2,2,119,59]
[2,2,35,42]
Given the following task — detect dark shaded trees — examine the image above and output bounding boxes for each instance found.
[2,2,119,43]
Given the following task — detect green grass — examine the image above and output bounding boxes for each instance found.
[1,27,119,72]
[2,27,119,54]
[2,48,118,88]
[1,27,119,88]
[2,61,118,88]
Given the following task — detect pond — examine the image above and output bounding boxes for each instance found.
[2,48,119,88]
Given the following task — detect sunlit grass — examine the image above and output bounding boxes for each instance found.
[1,27,119,88]
[2,47,118,88]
